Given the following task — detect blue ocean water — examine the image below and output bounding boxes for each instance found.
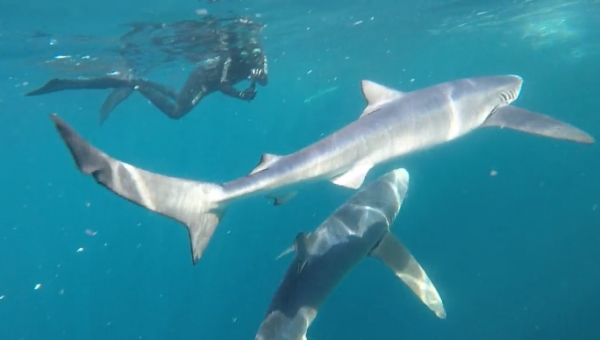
[1,0,600,339]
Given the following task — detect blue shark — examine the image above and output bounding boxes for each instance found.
[255,168,445,340]
[49,75,594,263]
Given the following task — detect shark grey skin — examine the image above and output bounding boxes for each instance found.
[49,75,594,264]
[255,168,445,340]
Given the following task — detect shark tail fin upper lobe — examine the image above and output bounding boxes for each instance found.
[50,113,226,264]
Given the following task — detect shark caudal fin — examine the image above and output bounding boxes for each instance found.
[49,113,226,264]
[99,87,135,125]
[482,105,594,144]
[369,232,446,319]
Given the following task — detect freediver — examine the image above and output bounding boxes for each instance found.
[25,40,268,123]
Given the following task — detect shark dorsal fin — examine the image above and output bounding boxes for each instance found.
[360,80,406,117]
[249,153,282,175]
[294,232,309,273]
[275,232,310,267]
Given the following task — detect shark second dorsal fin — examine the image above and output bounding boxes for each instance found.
[250,153,283,175]
[369,232,446,319]
[360,80,406,117]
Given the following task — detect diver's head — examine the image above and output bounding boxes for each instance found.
[242,43,268,86]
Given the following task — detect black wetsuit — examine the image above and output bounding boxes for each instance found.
[25,48,268,123]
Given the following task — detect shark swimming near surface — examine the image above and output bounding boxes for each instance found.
[48,74,594,264]
[254,168,445,340]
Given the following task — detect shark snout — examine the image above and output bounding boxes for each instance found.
[499,75,524,101]
[382,168,409,200]
[391,168,409,187]
[509,75,524,98]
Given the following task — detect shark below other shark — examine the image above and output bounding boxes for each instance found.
[255,168,445,340]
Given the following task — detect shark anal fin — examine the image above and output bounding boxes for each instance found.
[482,105,594,144]
[369,233,446,319]
[331,163,372,189]
[250,153,283,175]
[360,80,406,117]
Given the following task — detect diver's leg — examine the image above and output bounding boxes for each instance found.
[135,86,199,120]
[25,77,132,96]
[135,69,206,120]
[133,79,177,100]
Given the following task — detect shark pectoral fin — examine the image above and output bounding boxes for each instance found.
[250,153,283,175]
[331,163,373,189]
[268,192,297,206]
[369,233,446,319]
[482,105,594,144]
[360,80,406,117]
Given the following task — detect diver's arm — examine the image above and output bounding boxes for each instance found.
[220,81,256,100]
[218,57,256,100]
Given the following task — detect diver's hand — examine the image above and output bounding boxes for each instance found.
[239,87,256,101]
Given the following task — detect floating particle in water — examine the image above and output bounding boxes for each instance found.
[85,229,97,236]
[76,248,84,253]
[490,170,498,176]
[196,9,208,15]
[0,295,4,300]
[34,284,42,290]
